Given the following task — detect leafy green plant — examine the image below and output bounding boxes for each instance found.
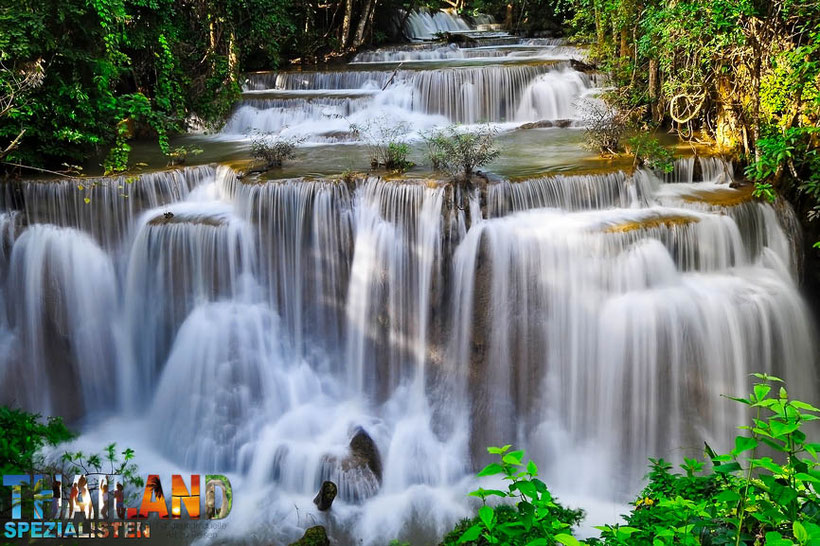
[423,124,500,180]
[596,373,820,546]
[249,132,304,170]
[0,406,73,476]
[626,134,675,173]
[442,445,584,546]
[58,444,144,506]
[166,145,204,166]
[351,116,414,173]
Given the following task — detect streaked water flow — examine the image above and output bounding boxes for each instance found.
[0,12,815,546]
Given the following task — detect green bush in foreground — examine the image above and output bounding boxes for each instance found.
[442,445,584,546]
[442,373,820,545]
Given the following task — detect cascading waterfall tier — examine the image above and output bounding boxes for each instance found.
[403,9,472,41]
[2,225,119,420]
[0,165,214,249]
[229,63,593,139]
[0,158,815,543]
[122,200,257,407]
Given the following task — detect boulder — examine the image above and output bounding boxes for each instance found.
[517,119,573,130]
[313,481,338,511]
[345,428,382,483]
[570,59,598,73]
[288,526,330,546]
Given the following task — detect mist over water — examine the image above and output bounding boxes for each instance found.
[0,12,816,546]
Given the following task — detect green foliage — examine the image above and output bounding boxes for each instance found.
[442,445,584,546]
[595,374,820,545]
[352,117,415,173]
[565,0,820,222]
[0,406,73,476]
[746,127,820,212]
[626,134,675,173]
[59,443,144,503]
[384,142,414,173]
[166,145,204,167]
[441,374,820,546]
[249,131,303,169]
[424,124,500,180]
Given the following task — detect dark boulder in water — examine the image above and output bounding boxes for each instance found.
[517,119,573,130]
[313,481,338,511]
[346,427,383,483]
[318,427,383,503]
[289,526,330,546]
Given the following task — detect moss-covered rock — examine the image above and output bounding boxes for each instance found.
[289,526,330,546]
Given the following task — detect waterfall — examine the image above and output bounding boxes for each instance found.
[449,203,814,491]
[344,179,445,400]
[2,225,119,420]
[229,64,592,138]
[404,9,472,41]
[0,165,214,249]
[231,176,355,357]
[122,200,257,408]
[514,69,595,121]
[4,159,815,544]
[5,21,819,545]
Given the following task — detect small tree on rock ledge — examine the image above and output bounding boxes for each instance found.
[424,124,500,185]
[249,131,304,171]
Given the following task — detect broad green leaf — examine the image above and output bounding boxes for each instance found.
[715,490,741,503]
[792,401,820,413]
[554,534,581,546]
[795,521,809,543]
[458,524,483,543]
[754,383,772,401]
[468,488,507,498]
[477,463,504,477]
[733,435,758,456]
[770,419,800,437]
[503,450,525,465]
[713,461,742,474]
[478,505,494,530]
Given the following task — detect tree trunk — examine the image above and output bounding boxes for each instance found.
[352,0,376,48]
[648,58,660,122]
[620,28,628,59]
[340,0,354,49]
[594,0,604,48]
[751,34,762,165]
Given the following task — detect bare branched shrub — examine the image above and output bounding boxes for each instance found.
[1,59,45,160]
[351,116,414,172]
[249,131,304,169]
[423,124,500,180]
[578,98,628,155]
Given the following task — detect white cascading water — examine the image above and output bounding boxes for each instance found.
[0,11,816,546]
[404,9,471,41]
[228,36,594,140]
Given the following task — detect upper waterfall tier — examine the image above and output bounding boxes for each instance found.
[228,64,595,137]
[403,9,472,41]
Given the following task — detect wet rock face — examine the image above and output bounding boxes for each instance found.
[346,428,383,483]
[318,427,383,504]
[289,525,330,546]
[517,119,573,130]
[313,481,338,511]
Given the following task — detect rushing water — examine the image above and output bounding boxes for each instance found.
[0,12,816,546]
